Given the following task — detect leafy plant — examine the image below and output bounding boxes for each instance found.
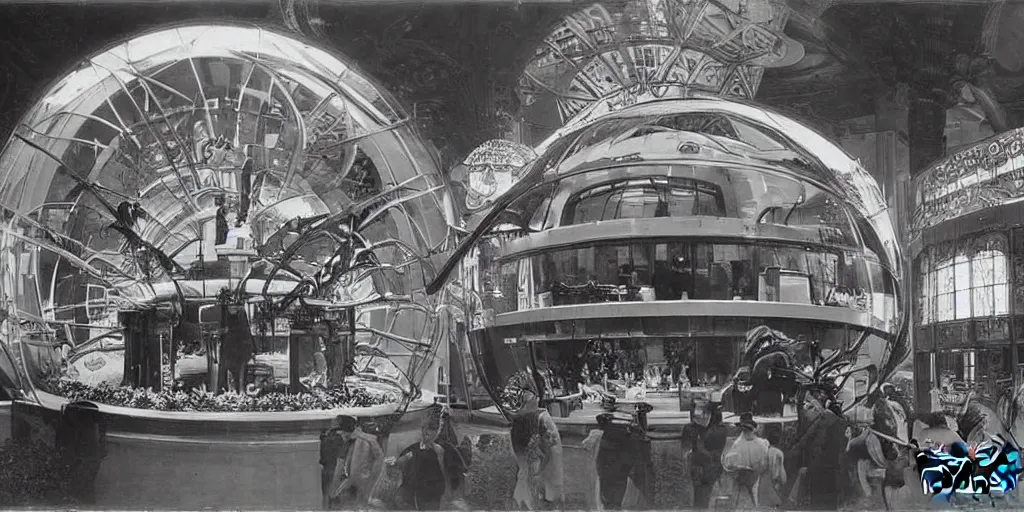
[48,378,397,412]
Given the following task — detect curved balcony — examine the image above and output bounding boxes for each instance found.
[471,222,898,333]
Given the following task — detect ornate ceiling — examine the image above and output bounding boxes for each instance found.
[1,0,1023,166]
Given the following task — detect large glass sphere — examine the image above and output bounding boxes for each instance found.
[0,24,454,410]
[452,97,905,419]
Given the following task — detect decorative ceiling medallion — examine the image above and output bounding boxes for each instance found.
[450,139,537,214]
[520,0,800,125]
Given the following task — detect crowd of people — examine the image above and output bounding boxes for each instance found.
[317,384,962,511]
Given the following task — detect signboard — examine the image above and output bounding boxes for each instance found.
[938,390,970,413]
[273,317,291,336]
[251,317,292,336]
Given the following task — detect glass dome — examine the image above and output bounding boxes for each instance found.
[0,24,455,411]
[431,97,907,419]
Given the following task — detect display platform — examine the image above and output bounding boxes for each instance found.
[12,390,436,510]
[473,395,798,437]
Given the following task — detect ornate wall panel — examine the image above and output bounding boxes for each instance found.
[911,128,1024,240]
[975,316,1011,343]
[518,0,801,143]
[916,326,933,351]
[1013,227,1024,313]
[936,321,973,350]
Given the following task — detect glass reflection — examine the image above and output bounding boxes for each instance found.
[471,317,868,417]
[510,162,860,249]
[0,25,454,409]
[564,177,726,224]
[480,240,887,314]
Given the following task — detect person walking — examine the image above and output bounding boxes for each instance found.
[320,416,352,509]
[686,394,728,509]
[328,415,385,508]
[393,406,471,510]
[762,429,787,508]
[510,381,564,510]
[394,407,449,510]
[715,412,770,509]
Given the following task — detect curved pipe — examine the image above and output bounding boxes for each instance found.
[225,52,308,204]
[91,60,202,215]
[965,83,1008,134]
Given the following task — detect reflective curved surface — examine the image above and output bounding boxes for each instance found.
[436,97,906,419]
[0,24,455,410]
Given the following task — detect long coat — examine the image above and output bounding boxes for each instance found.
[510,406,564,510]
[331,429,385,506]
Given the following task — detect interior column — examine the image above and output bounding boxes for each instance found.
[907,89,948,179]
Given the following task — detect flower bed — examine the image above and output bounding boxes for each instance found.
[46,378,398,412]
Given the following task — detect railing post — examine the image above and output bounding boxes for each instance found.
[56,401,106,505]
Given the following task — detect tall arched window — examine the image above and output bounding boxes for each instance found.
[919,233,1009,325]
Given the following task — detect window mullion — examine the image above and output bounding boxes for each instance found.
[968,254,975,320]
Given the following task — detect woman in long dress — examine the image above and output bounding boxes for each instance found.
[714,413,770,509]
[510,384,564,510]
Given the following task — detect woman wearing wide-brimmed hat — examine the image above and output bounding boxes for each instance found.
[713,412,770,509]
[509,376,564,510]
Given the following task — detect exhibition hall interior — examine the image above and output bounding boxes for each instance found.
[0,0,1021,509]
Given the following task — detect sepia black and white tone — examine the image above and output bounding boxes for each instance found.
[0,0,1021,510]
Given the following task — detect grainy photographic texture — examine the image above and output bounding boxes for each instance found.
[0,0,1021,510]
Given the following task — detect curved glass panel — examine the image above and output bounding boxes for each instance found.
[0,24,455,410]
[564,177,726,224]
[525,99,901,280]
[485,240,877,314]
[509,163,860,248]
